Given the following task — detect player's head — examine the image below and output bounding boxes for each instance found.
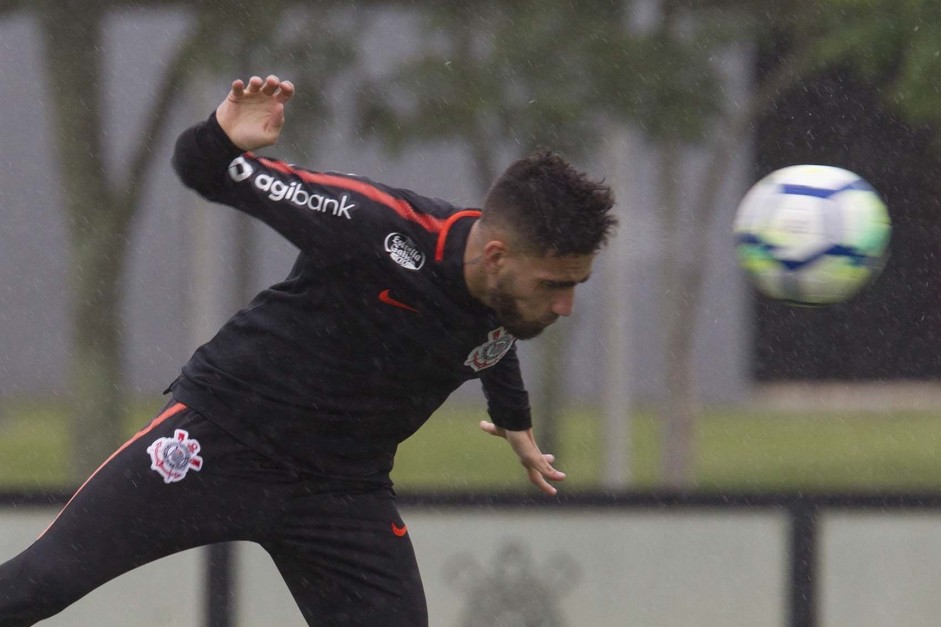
[481,149,617,257]
[475,150,617,339]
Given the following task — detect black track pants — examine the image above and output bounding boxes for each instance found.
[0,402,427,626]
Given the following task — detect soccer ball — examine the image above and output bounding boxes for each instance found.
[733,165,891,305]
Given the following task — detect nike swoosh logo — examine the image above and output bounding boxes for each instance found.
[391,521,408,537]
[378,289,419,313]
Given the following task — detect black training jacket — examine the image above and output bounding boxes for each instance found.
[169,113,531,480]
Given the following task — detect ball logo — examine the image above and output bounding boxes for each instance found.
[147,429,204,484]
[464,327,515,372]
[384,233,425,270]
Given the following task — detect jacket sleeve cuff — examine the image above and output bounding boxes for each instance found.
[199,111,245,161]
[488,404,532,431]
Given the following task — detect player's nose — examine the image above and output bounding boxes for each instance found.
[550,289,575,317]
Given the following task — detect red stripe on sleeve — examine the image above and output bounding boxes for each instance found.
[253,156,448,234]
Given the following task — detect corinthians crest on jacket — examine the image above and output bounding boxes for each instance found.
[148,429,204,483]
[465,327,515,372]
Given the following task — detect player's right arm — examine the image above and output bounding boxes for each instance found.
[172,75,381,259]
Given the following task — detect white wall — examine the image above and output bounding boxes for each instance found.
[0,508,203,627]
[235,508,787,627]
[6,504,941,626]
[819,512,941,627]
[1,505,786,627]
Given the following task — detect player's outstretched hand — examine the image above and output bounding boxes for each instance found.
[479,421,566,496]
[216,74,295,152]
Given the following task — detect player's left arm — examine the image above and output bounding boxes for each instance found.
[479,347,565,495]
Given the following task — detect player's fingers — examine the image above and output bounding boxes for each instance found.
[246,75,264,93]
[525,453,565,481]
[261,74,280,96]
[538,462,566,482]
[519,447,561,469]
[528,467,559,496]
[278,80,295,102]
[479,420,505,438]
[231,79,245,97]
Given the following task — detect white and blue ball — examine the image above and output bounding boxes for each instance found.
[733,165,891,305]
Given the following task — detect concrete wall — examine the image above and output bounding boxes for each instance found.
[0,508,203,626]
[5,503,941,626]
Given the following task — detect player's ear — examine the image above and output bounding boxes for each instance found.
[482,239,509,274]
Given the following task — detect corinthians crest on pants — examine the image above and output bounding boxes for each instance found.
[464,327,515,372]
[147,429,204,483]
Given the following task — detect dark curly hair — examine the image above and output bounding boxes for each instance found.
[481,149,617,256]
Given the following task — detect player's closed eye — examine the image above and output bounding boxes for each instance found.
[540,280,574,290]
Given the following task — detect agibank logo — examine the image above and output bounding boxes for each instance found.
[228,156,355,219]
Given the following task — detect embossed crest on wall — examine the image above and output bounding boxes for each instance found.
[444,540,580,627]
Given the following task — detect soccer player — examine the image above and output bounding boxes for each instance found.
[0,74,616,626]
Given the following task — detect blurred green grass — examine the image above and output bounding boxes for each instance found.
[394,405,941,493]
[1,397,940,493]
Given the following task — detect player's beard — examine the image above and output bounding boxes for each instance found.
[488,275,556,340]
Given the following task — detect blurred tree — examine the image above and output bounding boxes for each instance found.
[1,0,359,480]
[646,0,818,488]
[34,0,207,480]
[5,0,935,488]
[644,0,877,488]
[354,0,941,489]
[797,0,941,129]
[653,0,941,487]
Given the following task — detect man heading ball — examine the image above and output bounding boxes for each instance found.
[0,74,616,626]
